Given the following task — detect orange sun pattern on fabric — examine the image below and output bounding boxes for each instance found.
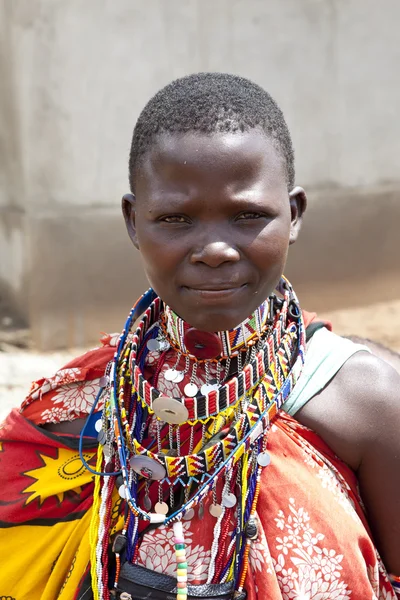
[0,312,397,600]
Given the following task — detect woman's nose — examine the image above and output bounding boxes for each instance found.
[190,240,241,268]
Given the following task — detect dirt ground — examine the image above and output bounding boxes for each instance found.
[1,299,400,420]
[320,299,400,353]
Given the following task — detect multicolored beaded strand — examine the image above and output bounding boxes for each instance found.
[173,521,189,600]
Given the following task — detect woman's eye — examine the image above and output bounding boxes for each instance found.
[160,215,189,224]
[236,212,264,220]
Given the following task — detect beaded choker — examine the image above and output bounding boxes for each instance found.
[162,301,270,359]
[83,277,305,600]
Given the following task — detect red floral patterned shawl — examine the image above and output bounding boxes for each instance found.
[0,312,396,599]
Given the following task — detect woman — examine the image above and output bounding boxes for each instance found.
[0,73,399,600]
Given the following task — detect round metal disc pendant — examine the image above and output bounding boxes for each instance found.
[183,507,195,521]
[222,492,237,508]
[184,328,223,360]
[257,452,271,467]
[172,370,184,383]
[184,382,199,398]
[152,396,189,425]
[154,501,169,515]
[164,369,185,383]
[164,369,178,382]
[99,375,109,388]
[209,503,223,518]
[129,455,166,480]
[97,430,106,445]
[94,418,103,433]
[118,484,127,499]
[147,338,161,352]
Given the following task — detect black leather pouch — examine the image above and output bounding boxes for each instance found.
[116,562,235,600]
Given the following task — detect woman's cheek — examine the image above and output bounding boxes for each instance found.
[247,226,290,267]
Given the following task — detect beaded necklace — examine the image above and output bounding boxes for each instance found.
[162,300,269,358]
[85,277,305,600]
[130,299,290,423]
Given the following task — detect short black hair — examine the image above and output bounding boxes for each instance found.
[129,72,295,191]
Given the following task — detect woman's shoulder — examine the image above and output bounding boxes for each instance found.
[295,337,400,470]
[20,334,118,429]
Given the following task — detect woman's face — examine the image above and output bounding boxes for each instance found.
[123,129,305,332]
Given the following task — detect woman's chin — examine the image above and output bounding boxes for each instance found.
[176,304,252,333]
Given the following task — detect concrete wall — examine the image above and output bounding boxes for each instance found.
[0,0,27,325]
[1,0,399,349]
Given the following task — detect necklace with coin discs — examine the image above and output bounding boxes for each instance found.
[84,277,305,600]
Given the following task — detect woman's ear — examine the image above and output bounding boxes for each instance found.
[122,193,139,249]
[288,186,307,245]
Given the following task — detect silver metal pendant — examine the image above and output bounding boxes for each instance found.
[184,382,199,397]
[183,507,195,520]
[99,375,109,388]
[222,492,237,508]
[209,503,223,518]
[154,501,169,515]
[164,369,177,382]
[198,502,205,520]
[164,369,184,383]
[143,494,152,511]
[102,444,112,458]
[97,430,107,445]
[257,452,271,467]
[172,370,184,383]
[147,338,161,352]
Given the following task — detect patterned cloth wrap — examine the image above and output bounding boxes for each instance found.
[0,311,397,600]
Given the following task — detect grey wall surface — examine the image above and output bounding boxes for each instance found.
[1,0,399,349]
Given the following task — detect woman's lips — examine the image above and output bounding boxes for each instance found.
[183,284,247,301]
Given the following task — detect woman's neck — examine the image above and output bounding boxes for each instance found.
[162,299,271,359]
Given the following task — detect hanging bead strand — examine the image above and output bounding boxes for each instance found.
[173,521,189,600]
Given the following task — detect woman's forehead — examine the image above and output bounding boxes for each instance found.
[135,130,287,195]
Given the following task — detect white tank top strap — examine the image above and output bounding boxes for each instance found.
[281,327,371,416]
